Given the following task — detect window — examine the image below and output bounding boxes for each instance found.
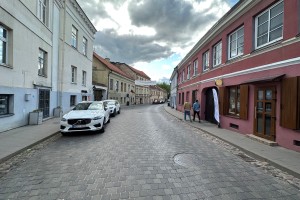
[38,0,47,24]
[121,82,123,92]
[82,70,86,86]
[182,70,185,82]
[213,41,222,67]
[186,91,190,102]
[116,81,119,91]
[0,26,7,64]
[124,83,127,92]
[70,95,76,106]
[182,92,184,105]
[187,65,190,80]
[71,25,78,48]
[219,85,248,119]
[110,79,114,90]
[228,27,244,59]
[178,93,181,105]
[202,51,209,71]
[38,49,47,76]
[228,86,240,116]
[0,94,9,115]
[82,37,87,56]
[255,0,283,48]
[193,59,198,76]
[71,66,77,83]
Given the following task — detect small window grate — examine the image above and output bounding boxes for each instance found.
[293,140,300,146]
[230,123,239,129]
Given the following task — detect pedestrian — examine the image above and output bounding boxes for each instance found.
[183,101,192,122]
[193,99,201,122]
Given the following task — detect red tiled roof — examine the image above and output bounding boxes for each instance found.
[127,65,151,80]
[93,52,134,80]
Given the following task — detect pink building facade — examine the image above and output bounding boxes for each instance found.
[176,0,300,152]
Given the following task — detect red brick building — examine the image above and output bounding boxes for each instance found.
[176,0,300,151]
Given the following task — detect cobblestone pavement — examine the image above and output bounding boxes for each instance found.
[0,105,300,200]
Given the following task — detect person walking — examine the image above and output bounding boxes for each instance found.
[183,101,192,122]
[193,99,201,122]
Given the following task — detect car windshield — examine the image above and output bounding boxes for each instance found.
[73,102,103,110]
[107,101,115,105]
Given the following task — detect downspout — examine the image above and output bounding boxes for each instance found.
[59,0,67,109]
[107,70,112,99]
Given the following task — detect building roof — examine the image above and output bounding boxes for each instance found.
[127,65,151,80]
[93,52,134,80]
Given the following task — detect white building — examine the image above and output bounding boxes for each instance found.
[170,67,177,109]
[0,0,96,132]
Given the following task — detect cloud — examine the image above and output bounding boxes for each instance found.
[77,0,233,78]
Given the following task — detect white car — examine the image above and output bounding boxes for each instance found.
[103,100,120,117]
[60,101,110,135]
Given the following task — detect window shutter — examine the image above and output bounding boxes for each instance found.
[219,87,225,115]
[239,84,249,120]
[280,77,300,129]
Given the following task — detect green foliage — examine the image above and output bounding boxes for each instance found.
[157,82,170,94]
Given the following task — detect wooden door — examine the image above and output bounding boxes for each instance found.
[254,86,276,141]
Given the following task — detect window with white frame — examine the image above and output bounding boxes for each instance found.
[38,49,47,76]
[202,51,209,71]
[71,25,78,48]
[71,66,77,83]
[255,0,283,49]
[228,26,244,59]
[213,41,222,67]
[0,94,10,115]
[82,37,87,56]
[182,70,185,82]
[82,70,86,86]
[187,65,190,79]
[193,59,198,76]
[0,26,8,64]
[38,0,47,24]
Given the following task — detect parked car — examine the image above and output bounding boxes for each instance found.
[102,99,120,117]
[152,99,159,104]
[60,101,110,135]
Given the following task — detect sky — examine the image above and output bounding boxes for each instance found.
[77,0,239,83]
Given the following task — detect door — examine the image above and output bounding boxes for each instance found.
[254,86,276,141]
[192,90,197,104]
[38,89,50,118]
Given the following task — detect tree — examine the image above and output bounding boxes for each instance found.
[157,82,170,99]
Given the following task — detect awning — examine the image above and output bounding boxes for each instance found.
[241,74,285,84]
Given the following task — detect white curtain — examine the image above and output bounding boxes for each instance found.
[212,88,220,123]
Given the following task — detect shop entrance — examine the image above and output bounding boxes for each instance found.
[205,88,218,124]
[254,86,276,141]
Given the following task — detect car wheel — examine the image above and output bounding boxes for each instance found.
[112,109,116,117]
[99,124,105,133]
[61,132,68,136]
[117,108,120,114]
[107,118,110,123]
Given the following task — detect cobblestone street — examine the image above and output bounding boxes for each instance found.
[0,105,300,200]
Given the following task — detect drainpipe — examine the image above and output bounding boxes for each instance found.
[107,70,112,99]
[59,0,66,110]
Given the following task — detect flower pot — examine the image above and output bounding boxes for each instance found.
[29,111,43,125]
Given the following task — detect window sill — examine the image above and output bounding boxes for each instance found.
[0,63,13,69]
[0,113,14,118]
[224,114,240,119]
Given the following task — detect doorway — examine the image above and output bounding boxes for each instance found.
[205,88,217,124]
[254,86,276,141]
[38,89,50,118]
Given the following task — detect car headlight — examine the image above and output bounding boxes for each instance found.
[93,116,103,120]
[61,118,67,122]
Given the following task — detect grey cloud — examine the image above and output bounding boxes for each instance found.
[78,0,231,64]
[94,30,174,64]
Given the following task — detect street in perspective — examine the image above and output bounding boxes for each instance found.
[0,104,300,200]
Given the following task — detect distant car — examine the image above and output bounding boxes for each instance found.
[103,99,120,117]
[159,99,165,104]
[152,99,159,104]
[60,101,110,135]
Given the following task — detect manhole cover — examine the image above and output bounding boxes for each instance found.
[174,153,204,168]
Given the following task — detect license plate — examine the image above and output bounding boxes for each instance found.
[72,125,86,128]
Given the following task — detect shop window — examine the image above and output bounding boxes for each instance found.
[219,85,248,119]
[0,94,13,115]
